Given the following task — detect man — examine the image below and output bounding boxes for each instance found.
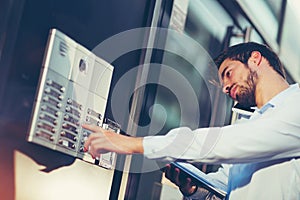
[83,42,300,199]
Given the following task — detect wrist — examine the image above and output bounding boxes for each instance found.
[126,136,144,154]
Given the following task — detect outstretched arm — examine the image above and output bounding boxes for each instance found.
[83,124,144,158]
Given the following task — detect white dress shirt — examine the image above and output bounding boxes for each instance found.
[143,84,300,199]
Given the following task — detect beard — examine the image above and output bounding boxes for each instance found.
[236,70,258,107]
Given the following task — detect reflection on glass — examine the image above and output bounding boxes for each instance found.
[237,0,280,47]
[279,0,300,82]
[149,1,234,136]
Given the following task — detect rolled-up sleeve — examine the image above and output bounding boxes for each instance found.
[143,127,212,161]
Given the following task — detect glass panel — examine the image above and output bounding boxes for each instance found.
[149,0,234,141]
[279,0,300,82]
[265,0,284,21]
[185,0,234,44]
[237,0,281,49]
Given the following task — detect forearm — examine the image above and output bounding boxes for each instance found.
[122,135,144,154]
[83,124,144,156]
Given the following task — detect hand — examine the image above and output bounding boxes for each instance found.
[164,164,198,196]
[82,124,144,158]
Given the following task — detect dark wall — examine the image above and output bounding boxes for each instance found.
[0,1,155,199]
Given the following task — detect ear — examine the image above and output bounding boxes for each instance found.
[249,51,262,66]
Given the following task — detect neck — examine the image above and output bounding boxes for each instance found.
[255,72,289,108]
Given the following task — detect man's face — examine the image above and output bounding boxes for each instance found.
[218,58,258,107]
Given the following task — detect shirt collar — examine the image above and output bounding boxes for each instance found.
[254,83,299,115]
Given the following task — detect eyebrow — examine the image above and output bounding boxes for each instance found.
[221,66,229,80]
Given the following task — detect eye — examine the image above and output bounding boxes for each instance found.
[226,69,232,78]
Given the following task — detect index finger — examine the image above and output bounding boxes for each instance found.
[82,123,102,132]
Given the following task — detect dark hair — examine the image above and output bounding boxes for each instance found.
[214,42,286,79]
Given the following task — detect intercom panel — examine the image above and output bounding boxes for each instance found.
[27,29,119,169]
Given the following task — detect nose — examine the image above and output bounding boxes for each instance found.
[222,83,230,94]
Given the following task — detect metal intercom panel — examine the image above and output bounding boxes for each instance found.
[27,29,119,169]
